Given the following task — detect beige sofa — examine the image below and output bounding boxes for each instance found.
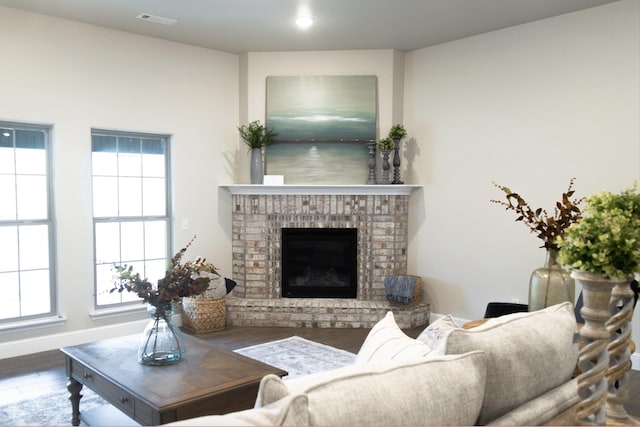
[169,302,579,426]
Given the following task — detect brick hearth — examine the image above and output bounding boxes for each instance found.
[222,185,429,329]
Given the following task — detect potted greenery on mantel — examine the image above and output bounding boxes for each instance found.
[376,137,394,151]
[388,124,407,141]
[237,120,277,184]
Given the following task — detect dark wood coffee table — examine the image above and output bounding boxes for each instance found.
[60,334,287,426]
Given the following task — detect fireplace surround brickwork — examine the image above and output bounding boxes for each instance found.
[224,187,430,329]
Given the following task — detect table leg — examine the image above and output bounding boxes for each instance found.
[67,377,83,426]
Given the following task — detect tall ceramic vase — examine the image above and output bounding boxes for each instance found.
[528,249,575,311]
[572,270,624,425]
[138,303,186,366]
[250,147,263,184]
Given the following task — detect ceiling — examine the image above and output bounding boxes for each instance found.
[0,0,620,54]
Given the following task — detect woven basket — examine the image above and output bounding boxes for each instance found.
[182,297,226,334]
[387,276,422,307]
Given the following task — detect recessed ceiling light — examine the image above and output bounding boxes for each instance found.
[295,16,314,29]
[136,13,177,26]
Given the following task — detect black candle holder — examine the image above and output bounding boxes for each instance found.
[392,137,403,184]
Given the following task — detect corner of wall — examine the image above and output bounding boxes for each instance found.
[238,53,249,124]
[392,50,405,125]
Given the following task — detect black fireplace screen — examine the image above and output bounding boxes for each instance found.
[281,228,357,298]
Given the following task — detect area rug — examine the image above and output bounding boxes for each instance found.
[0,336,355,426]
[0,387,107,426]
[234,335,357,380]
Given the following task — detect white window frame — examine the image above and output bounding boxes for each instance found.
[0,122,57,325]
[91,129,172,309]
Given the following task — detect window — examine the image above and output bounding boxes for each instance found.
[0,123,55,323]
[92,130,171,308]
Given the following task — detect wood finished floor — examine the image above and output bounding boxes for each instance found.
[1,326,639,425]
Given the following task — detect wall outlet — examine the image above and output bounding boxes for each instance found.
[511,298,520,304]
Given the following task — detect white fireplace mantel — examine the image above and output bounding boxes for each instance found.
[220,184,422,196]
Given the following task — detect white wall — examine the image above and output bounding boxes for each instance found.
[1,0,639,360]
[0,7,239,356]
[404,0,640,347]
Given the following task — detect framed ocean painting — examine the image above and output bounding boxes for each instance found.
[265,75,377,184]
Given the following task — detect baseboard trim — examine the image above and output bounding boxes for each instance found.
[0,319,149,360]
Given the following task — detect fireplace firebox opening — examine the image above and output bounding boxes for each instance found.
[281,228,357,299]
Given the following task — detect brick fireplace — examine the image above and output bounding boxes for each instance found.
[221,185,430,328]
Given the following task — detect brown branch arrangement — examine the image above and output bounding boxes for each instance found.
[110,235,219,307]
[491,178,584,251]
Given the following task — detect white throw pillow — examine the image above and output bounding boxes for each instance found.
[256,351,488,426]
[201,274,227,298]
[416,313,459,353]
[356,311,433,363]
[443,302,579,425]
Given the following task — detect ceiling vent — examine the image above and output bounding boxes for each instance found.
[136,13,177,25]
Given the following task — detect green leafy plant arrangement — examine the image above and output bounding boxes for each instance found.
[388,124,407,140]
[377,137,394,151]
[557,183,640,278]
[237,120,278,152]
[491,178,584,251]
[110,235,219,306]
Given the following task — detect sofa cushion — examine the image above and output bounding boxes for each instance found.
[416,313,459,353]
[257,351,488,426]
[443,302,579,425]
[487,378,580,426]
[356,311,433,363]
[168,393,309,426]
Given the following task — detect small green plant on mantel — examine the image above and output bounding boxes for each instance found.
[388,124,407,140]
[377,137,394,151]
[237,120,277,152]
[558,182,640,278]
